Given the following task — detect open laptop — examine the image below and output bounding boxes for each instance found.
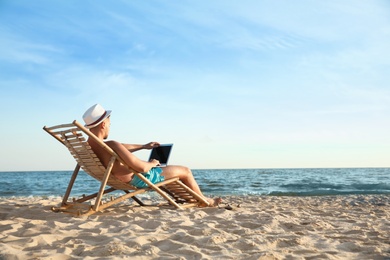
[148,144,173,167]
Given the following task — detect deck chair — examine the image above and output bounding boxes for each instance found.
[43,120,209,217]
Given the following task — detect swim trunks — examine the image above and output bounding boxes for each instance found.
[130,167,165,188]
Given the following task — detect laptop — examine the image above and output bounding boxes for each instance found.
[148,144,173,167]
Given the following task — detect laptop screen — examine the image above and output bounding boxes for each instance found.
[148,144,173,166]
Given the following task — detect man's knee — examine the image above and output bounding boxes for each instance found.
[183,166,192,175]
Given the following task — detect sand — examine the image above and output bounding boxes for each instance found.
[0,195,389,259]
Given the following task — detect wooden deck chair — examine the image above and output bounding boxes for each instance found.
[43,120,209,217]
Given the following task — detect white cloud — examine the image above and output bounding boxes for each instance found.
[1,0,390,170]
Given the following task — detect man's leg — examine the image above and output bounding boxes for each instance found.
[160,166,221,206]
[160,166,204,197]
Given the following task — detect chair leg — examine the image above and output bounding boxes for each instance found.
[93,156,116,212]
[131,196,145,206]
[61,164,81,206]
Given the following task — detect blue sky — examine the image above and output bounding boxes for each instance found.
[1,0,389,171]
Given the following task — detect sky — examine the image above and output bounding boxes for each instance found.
[0,0,389,171]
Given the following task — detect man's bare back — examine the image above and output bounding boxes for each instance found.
[88,139,137,182]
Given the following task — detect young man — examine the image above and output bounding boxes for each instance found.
[83,104,221,207]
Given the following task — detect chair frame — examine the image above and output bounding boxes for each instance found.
[43,120,209,217]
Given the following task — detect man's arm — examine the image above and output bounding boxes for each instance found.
[106,141,160,173]
[122,142,160,152]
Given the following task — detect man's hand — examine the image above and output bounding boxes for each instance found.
[143,142,160,150]
[150,159,160,166]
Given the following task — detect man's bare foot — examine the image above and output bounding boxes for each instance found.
[206,197,222,207]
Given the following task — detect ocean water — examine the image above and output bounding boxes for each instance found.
[0,168,389,198]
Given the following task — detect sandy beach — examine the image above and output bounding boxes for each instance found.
[0,195,389,259]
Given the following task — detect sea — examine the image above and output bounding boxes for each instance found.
[0,168,389,198]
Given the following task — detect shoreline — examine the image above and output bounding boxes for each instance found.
[1,195,389,259]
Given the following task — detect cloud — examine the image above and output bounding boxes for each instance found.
[1,0,390,169]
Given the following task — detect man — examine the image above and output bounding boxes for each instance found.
[83,104,221,207]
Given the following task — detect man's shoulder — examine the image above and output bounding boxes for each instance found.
[104,140,117,145]
[104,140,123,149]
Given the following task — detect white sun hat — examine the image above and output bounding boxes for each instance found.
[82,104,112,129]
